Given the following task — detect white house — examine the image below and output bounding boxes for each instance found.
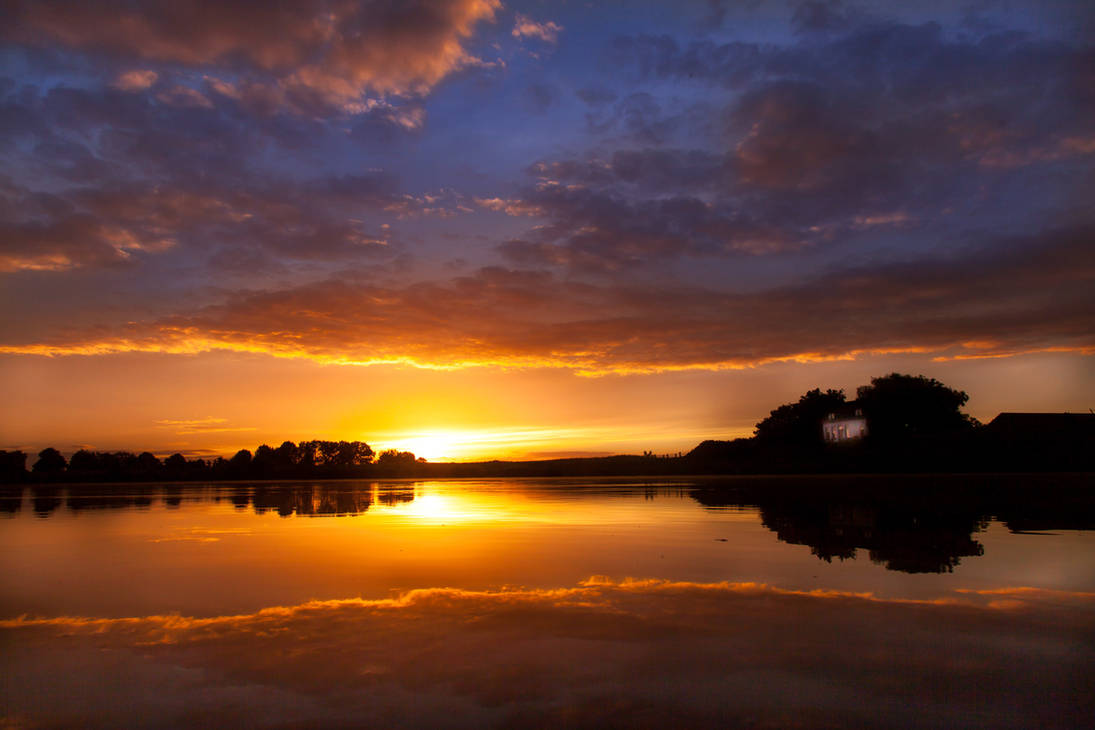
[822,404,868,443]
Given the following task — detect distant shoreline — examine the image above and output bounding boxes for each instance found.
[7,468,1093,488]
[6,410,1093,484]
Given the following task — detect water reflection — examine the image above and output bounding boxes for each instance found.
[31,485,63,517]
[691,475,1095,573]
[693,489,988,573]
[2,476,1093,727]
[3,577,1092,729]
[16,482,410,517]
[6,478,1094,580]
[0,485,21,514]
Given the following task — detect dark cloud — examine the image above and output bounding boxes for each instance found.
[610,34,762,89]
[502,18,1095,274]
[531,148,729,194]
[792,0,857,34]
[574,85,617,106]
[617,92,677,145]
[4,225,1092,371]
[0,69,483,273]
[521,82,560,114]
[496,181,799,272]
[0,166,469,272]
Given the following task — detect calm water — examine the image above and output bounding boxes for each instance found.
[2,476,1093,728]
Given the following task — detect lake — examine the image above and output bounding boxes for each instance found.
[2,475,1093,728]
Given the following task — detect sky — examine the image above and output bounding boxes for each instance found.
[1,0,1093,461]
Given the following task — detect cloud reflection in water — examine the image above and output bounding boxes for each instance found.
[3,578,1092,729]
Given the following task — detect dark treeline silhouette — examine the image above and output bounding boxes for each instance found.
[690,472,1095,573]
[685,373,1093,474]
[2,373,1092,484]
[0,440,420,484]
[7,482,412,519]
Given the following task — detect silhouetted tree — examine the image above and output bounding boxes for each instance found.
[210,456,230,478]
[0,450,28,482]
[377,449,416,474]
[136,452,162,476]
[335,440,374,467]
[227,448,252,477]
[184,457,209,479]
[68,449,98,473]
[164,453,187,479]
[273,441,298,470]
[317,441,340,467]
[857,373,976,442]
[32,447,66,476]
[252,444,275,477]
[297,440,319,470]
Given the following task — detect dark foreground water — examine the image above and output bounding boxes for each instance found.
[2,475,1093,728]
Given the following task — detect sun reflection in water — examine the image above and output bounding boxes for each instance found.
[385,493,496,523]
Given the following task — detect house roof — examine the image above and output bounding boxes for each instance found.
[985,412,1095,439]
[826,401,865,420]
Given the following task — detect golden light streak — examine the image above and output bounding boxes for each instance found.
[5,579,1092,634]
[0,336,1007,378]
[154,417,258,435]
[933,345,1095,362]
[370,424,719,461]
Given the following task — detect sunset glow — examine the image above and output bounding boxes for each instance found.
[3,5,1093,726]
[377,425,679,462]
[1,0,1092,460]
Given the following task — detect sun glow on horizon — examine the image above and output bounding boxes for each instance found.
[383,431,468,462]
[373,426,663,462]
[376,428,578,462]
[363,417,747,463]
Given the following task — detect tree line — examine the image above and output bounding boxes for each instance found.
[2,373,1089,483]
[689,372,1091,473]
[0,440,423,483]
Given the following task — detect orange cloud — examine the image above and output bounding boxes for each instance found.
[153,417,257,435]
[113,69,159,91]
[6,0,502,113]
[512,14,563,44]
[2,221,1093,374]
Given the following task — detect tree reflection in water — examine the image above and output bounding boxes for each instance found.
[0,486,21,514]
[15,482,414,518]
[31,486,62,517]
[692,475,1095,574]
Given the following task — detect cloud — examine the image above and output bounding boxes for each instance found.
[521,82,560,113]
[474,197,545,216]
[792,0,857,34]
[499,21,1095,276]
[0,208,177,272]
[495,180,804,272]
[512,14,563,44]
[112,69,159,91]
[2,225,1092,372]
[0,148,474,272]
[575,86,617,106]
[155,85,213,109]
[154,417,257,435]
[5,0,502,113]
[3,579,1092,728]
